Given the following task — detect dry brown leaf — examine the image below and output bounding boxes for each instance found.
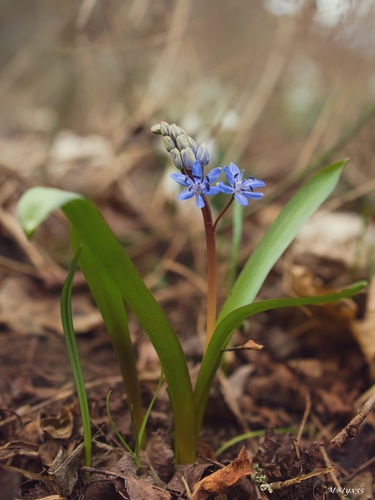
[191,447,253,500]
[40,406,73,440]
[48,443,84,496]
[145,430,174,482]
[286,210,373,341]
[117,476,171,499]
[222,340,264,351]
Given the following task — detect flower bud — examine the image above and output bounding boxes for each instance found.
[176,134,190,151]
[160,121,170,136]
[169,124,186,141]
[170,148,183,169]
[187,136,197,154]
[150,123,162,135]
[181,148,196,170]
[163,136,176,152]
[196,143,210,167]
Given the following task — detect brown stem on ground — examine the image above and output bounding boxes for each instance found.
[331,390,375,447]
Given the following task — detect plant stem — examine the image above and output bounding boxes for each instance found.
[213,195,234,233]
[202,196,236,349]
[201,197,217,350]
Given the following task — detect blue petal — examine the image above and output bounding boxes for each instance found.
[206,167,221,183]
[178,189,194,201]
[195,194,205,208]
[217,181,234,194]
[171,173,191,187]
[242,178,265,190]
[242,191,264,199]
[234,193,248,206]
[205,186,221,196]
[192,161,203,180]
[229,162,242,180]
[223,166,234,186]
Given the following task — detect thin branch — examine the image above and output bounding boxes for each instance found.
[331,390,375,447]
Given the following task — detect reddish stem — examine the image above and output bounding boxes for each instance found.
[200,197,217,350]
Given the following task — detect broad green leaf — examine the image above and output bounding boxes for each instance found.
[218,160,347,322]
[70,228,144,434]
[18,187,80,239]
[195,281,367,430]
[18,187,196,464]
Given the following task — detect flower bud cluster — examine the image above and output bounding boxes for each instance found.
[151,121,210,170]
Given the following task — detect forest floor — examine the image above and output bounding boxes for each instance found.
[1,128,375,500]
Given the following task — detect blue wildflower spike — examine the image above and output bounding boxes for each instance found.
[217,162,265,206]
[171,161,221,208]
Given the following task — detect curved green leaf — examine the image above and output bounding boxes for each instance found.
[18,187,196,464]
[218,160,347,322]
[70,228,144,435]
[17,187,81,239]
[195,281,367,431]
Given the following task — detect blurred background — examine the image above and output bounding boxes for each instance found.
[1,0,375,186]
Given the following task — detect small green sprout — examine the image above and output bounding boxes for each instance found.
[252,463,273,494]
[106,372,164,469]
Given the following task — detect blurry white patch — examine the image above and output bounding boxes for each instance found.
[263,0,306,17]
[315,0,351,28]
[159,166,181,202]
[293,211,375,269]
[221,109,240,132]
[48,130,114,195]
[50,130,112,166]
[285,58,321,114]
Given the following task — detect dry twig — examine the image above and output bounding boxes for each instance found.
[331,390,375,447]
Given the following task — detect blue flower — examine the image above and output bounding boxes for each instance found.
[171,161,221,208]
[217,162,265,206]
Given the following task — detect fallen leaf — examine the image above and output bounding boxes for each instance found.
[145,430,174,482]
[222,340,264,351]
[115,476,171,499]
[191,447,253,500]
[41,407,74,440]
[47,443,84,496]
[0,466,20,500]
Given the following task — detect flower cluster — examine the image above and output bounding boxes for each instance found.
[171,161,221,208]
[151,122,265,209]
[151,121,209,170]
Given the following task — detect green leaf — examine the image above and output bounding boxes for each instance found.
[60,252,92,472]
[70,228,144,434]
[18,187,196,464]
[195,281,367,430]
[218,160,347,322]
[17,187,81,239]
